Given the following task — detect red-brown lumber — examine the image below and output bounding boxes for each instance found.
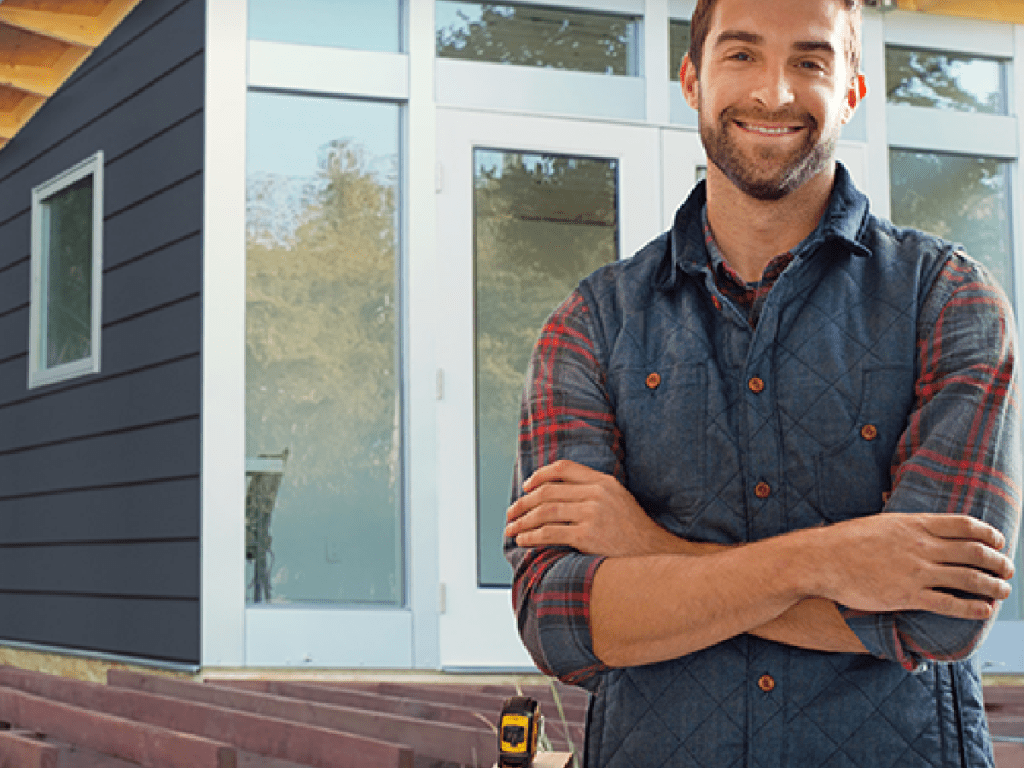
[0,728,59,768]
[0,684,235,768]
[331,680,588,723]
[112,670,497,767]
[0,667,410,768]
[988,687,1024,717]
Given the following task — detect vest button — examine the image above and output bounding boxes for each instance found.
[758,674,776,692]
[646,372,661,390]
[754,481,771,499]
[861,424,878,441]
[748,377,765,394]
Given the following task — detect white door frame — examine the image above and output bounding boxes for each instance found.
[435,108,662,668]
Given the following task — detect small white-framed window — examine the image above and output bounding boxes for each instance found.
[28,150,104,389]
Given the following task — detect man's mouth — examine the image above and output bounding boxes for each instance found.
[735,121,804,136]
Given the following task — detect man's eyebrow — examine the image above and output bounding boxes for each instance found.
[793,40,836,57]
[712,30,763,48]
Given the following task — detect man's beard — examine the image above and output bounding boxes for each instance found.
[699,104,837,201]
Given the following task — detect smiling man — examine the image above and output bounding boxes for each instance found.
[503,1,1022,766]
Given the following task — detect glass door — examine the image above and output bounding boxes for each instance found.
[436,109,662,668]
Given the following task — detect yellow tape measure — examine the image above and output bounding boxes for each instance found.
[498,696,540,767]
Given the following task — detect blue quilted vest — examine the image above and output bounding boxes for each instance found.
[575,166,994,768]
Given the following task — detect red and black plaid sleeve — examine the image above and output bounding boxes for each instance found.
[505,289,623,688]
[842,252,1022,669]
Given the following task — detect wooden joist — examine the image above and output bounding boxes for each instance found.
[0,728,59,768]
[0,667,412,768]
[0,684,237,768]
[111,670,498,768]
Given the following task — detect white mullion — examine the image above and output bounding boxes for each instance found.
[202,0,248,667]
[645,0,670,124]
[406,0,441,670]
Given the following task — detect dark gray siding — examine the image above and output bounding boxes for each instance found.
[0,0,204,664]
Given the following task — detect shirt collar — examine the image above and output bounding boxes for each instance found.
[659,162,872,293]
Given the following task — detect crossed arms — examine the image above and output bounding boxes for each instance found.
[505,257,1021,681]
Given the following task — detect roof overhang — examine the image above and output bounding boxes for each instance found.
[887,0,1024,25]
[0,0,143,152]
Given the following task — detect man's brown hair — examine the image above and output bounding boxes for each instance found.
[687,0,863,78]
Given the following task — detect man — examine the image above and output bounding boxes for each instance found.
[503,0,1022,766]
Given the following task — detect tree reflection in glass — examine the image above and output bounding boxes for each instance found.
[890,150,1014,302]
[886,47,1007,115]
[436,1,641,76]
[246,92,403,605]
[474,149,618,586]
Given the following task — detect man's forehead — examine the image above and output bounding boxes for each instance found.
[708,0,849,46]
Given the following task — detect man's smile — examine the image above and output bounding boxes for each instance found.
[734,121,804,136]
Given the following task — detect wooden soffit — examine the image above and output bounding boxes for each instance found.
[0,0,144,152]
[895,0,1024,25]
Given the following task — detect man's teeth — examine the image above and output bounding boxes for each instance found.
[741,123,799,135]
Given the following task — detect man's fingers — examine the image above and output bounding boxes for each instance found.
[523,459,600,492]
[931,563,1013,602]
[940,540,1016,580]
[919,589,997,622]
[924,513,1006,550]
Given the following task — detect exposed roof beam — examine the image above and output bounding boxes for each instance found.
[0,7,106,47]
[0,62,61,97]
[896,0,1024,24]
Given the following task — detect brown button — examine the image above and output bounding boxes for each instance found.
[712,296,722,311]
[861,424,878,441]
[754,481,771,499]
[646,372,661,390]
[758,674,776,692]
[748,377,765,394]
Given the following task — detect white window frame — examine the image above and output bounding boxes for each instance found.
[28,150,105,389]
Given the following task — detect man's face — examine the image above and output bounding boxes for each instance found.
[682,0,859,201]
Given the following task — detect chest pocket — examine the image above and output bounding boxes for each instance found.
[612,363,706,528]
[813,365,913,522]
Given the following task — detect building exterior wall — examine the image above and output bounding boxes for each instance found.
[0,0,205,665]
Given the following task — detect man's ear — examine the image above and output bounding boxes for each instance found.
[681,53,700,110]
[844,72,867,121]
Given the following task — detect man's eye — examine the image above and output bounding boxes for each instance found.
[730,51,753,61]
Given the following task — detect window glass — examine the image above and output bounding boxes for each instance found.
[248,0,402,52]
[40,176,94,368]
[886,47,1008,115]
[246,91,403,605]
[437,1,641,76]
[669,19,691,80]
[889,150,1014,300]
[475,148,618,587]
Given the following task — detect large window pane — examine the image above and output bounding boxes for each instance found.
[886,47,1008,115]
[248,0,401,52]
[437,1,641,76]
[41,176,94,368]
[246,92,403,605]
[669,19,691,80]
[475,149,618,587]
[889,150,1014,300]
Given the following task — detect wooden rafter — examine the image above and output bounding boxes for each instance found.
[0,0,144,154]
[896,0,1024,24]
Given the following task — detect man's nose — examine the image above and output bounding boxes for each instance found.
[750,65,796,110]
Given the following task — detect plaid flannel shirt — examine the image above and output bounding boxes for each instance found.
[506,187,1021,689]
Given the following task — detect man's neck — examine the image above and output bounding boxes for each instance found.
[704,167,835,284]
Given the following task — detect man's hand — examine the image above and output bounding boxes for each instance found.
[808,513,1015,620]
[505,460,711,556]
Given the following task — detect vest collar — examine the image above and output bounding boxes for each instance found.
[660,162,872,293]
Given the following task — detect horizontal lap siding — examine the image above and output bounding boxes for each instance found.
[0,0,205,663]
